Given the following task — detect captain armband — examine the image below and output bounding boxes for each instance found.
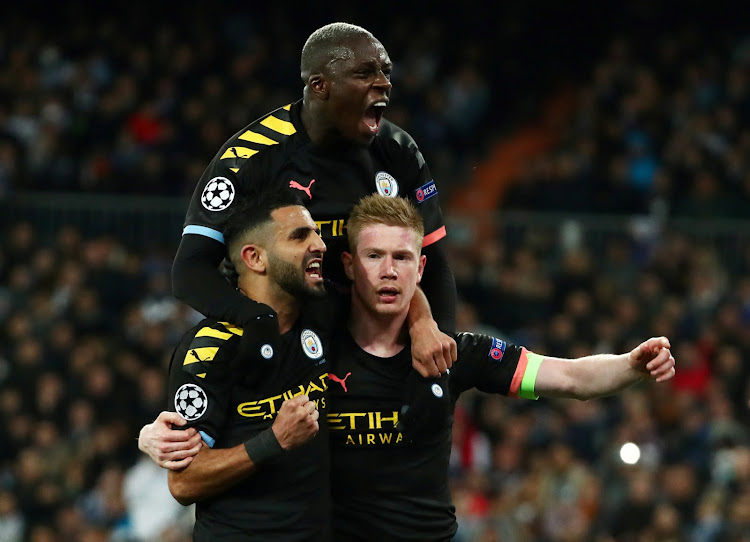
[519,350,545,400]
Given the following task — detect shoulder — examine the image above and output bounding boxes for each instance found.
[173,319,244,371]
[214,102,301,174]
[374,119,426,169]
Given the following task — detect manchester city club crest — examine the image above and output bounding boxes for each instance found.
[260,344,274,359]
[300,329,323,359]
[375,171,399,197]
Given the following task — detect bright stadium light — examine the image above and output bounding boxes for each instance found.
[619,442,641,465]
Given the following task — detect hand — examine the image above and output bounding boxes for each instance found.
[408,319,457,378]
[628,336,675,383]
[271,395,320,451]
[138,411,203,470]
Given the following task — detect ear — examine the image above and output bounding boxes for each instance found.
[241,244,266,274]
[342,251,354,280]
[416,254,426,284]
[307,73,329,99]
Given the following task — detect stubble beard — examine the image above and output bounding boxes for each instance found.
[267,253,326,299]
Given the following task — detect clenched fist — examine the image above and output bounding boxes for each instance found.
[271,395,320,451]
[628,336,676,383]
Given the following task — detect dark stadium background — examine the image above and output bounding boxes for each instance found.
[1,1,748,541]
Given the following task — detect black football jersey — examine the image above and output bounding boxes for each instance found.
[183,100,446,288]
[326,331,542,541]
[167,300,339,541]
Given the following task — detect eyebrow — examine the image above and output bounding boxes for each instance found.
[288,225,319,239]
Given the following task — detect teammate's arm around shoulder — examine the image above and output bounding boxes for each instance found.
[533,336,676,400]
[407,287,457,377]
[167,395,320,505]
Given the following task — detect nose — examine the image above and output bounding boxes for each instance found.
[374,70,392,91]
[380,256,397,279]
[311,232,326,254]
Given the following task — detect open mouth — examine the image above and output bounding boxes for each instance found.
[377,286,399,302]
[305,261,322,280]
[363,101,387,133]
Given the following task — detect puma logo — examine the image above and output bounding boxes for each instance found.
[328,372,352,392]
[289,179,316,199]
[190,349,205,362]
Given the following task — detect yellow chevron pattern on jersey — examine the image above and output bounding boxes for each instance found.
[183,346,220,365]
[220,104,293,172]
[261,115,296,135]
[195,327,234,340]
[238,131,279,146]
[219,322,244,336]
[220,147,259,160]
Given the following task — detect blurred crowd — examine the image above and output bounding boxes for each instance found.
[1,2,750,542]
[501,30,750,219]
[0,1,506,201]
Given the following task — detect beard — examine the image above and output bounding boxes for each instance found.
[267,252,326,299]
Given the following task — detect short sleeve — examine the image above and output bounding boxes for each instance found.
[167,322,241,446]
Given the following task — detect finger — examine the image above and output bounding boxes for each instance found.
[645,349,670,371]
[158,411,188,426]
[434,353,448,375]
[442,343,454,369]
[309,409,320,422]
[163,456,194,470]
[413,359,435,378]
[449,339,458,364]
[154,429,197,444]
[651,356,675,377]
[655,367,676,383]
[294,395,310,406]
[161,442,203,460]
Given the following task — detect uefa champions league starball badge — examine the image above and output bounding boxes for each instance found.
[201,177,235,211]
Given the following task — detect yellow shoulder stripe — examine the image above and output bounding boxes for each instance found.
[218,322,244,336]
[238,130,279,146]
[220,147,259,160]
[283,104,291,110]
[183,346,219,366]
[195,327,233,340]
[261,115,296,135]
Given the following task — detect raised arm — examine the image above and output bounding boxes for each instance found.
[534,336,675,400]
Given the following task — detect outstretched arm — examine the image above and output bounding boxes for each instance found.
[534,336,675,400]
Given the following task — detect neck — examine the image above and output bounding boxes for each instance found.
[347,296,408,358]
[239,277,299,334]
[300,99,327,146]
[300,99,364,151]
